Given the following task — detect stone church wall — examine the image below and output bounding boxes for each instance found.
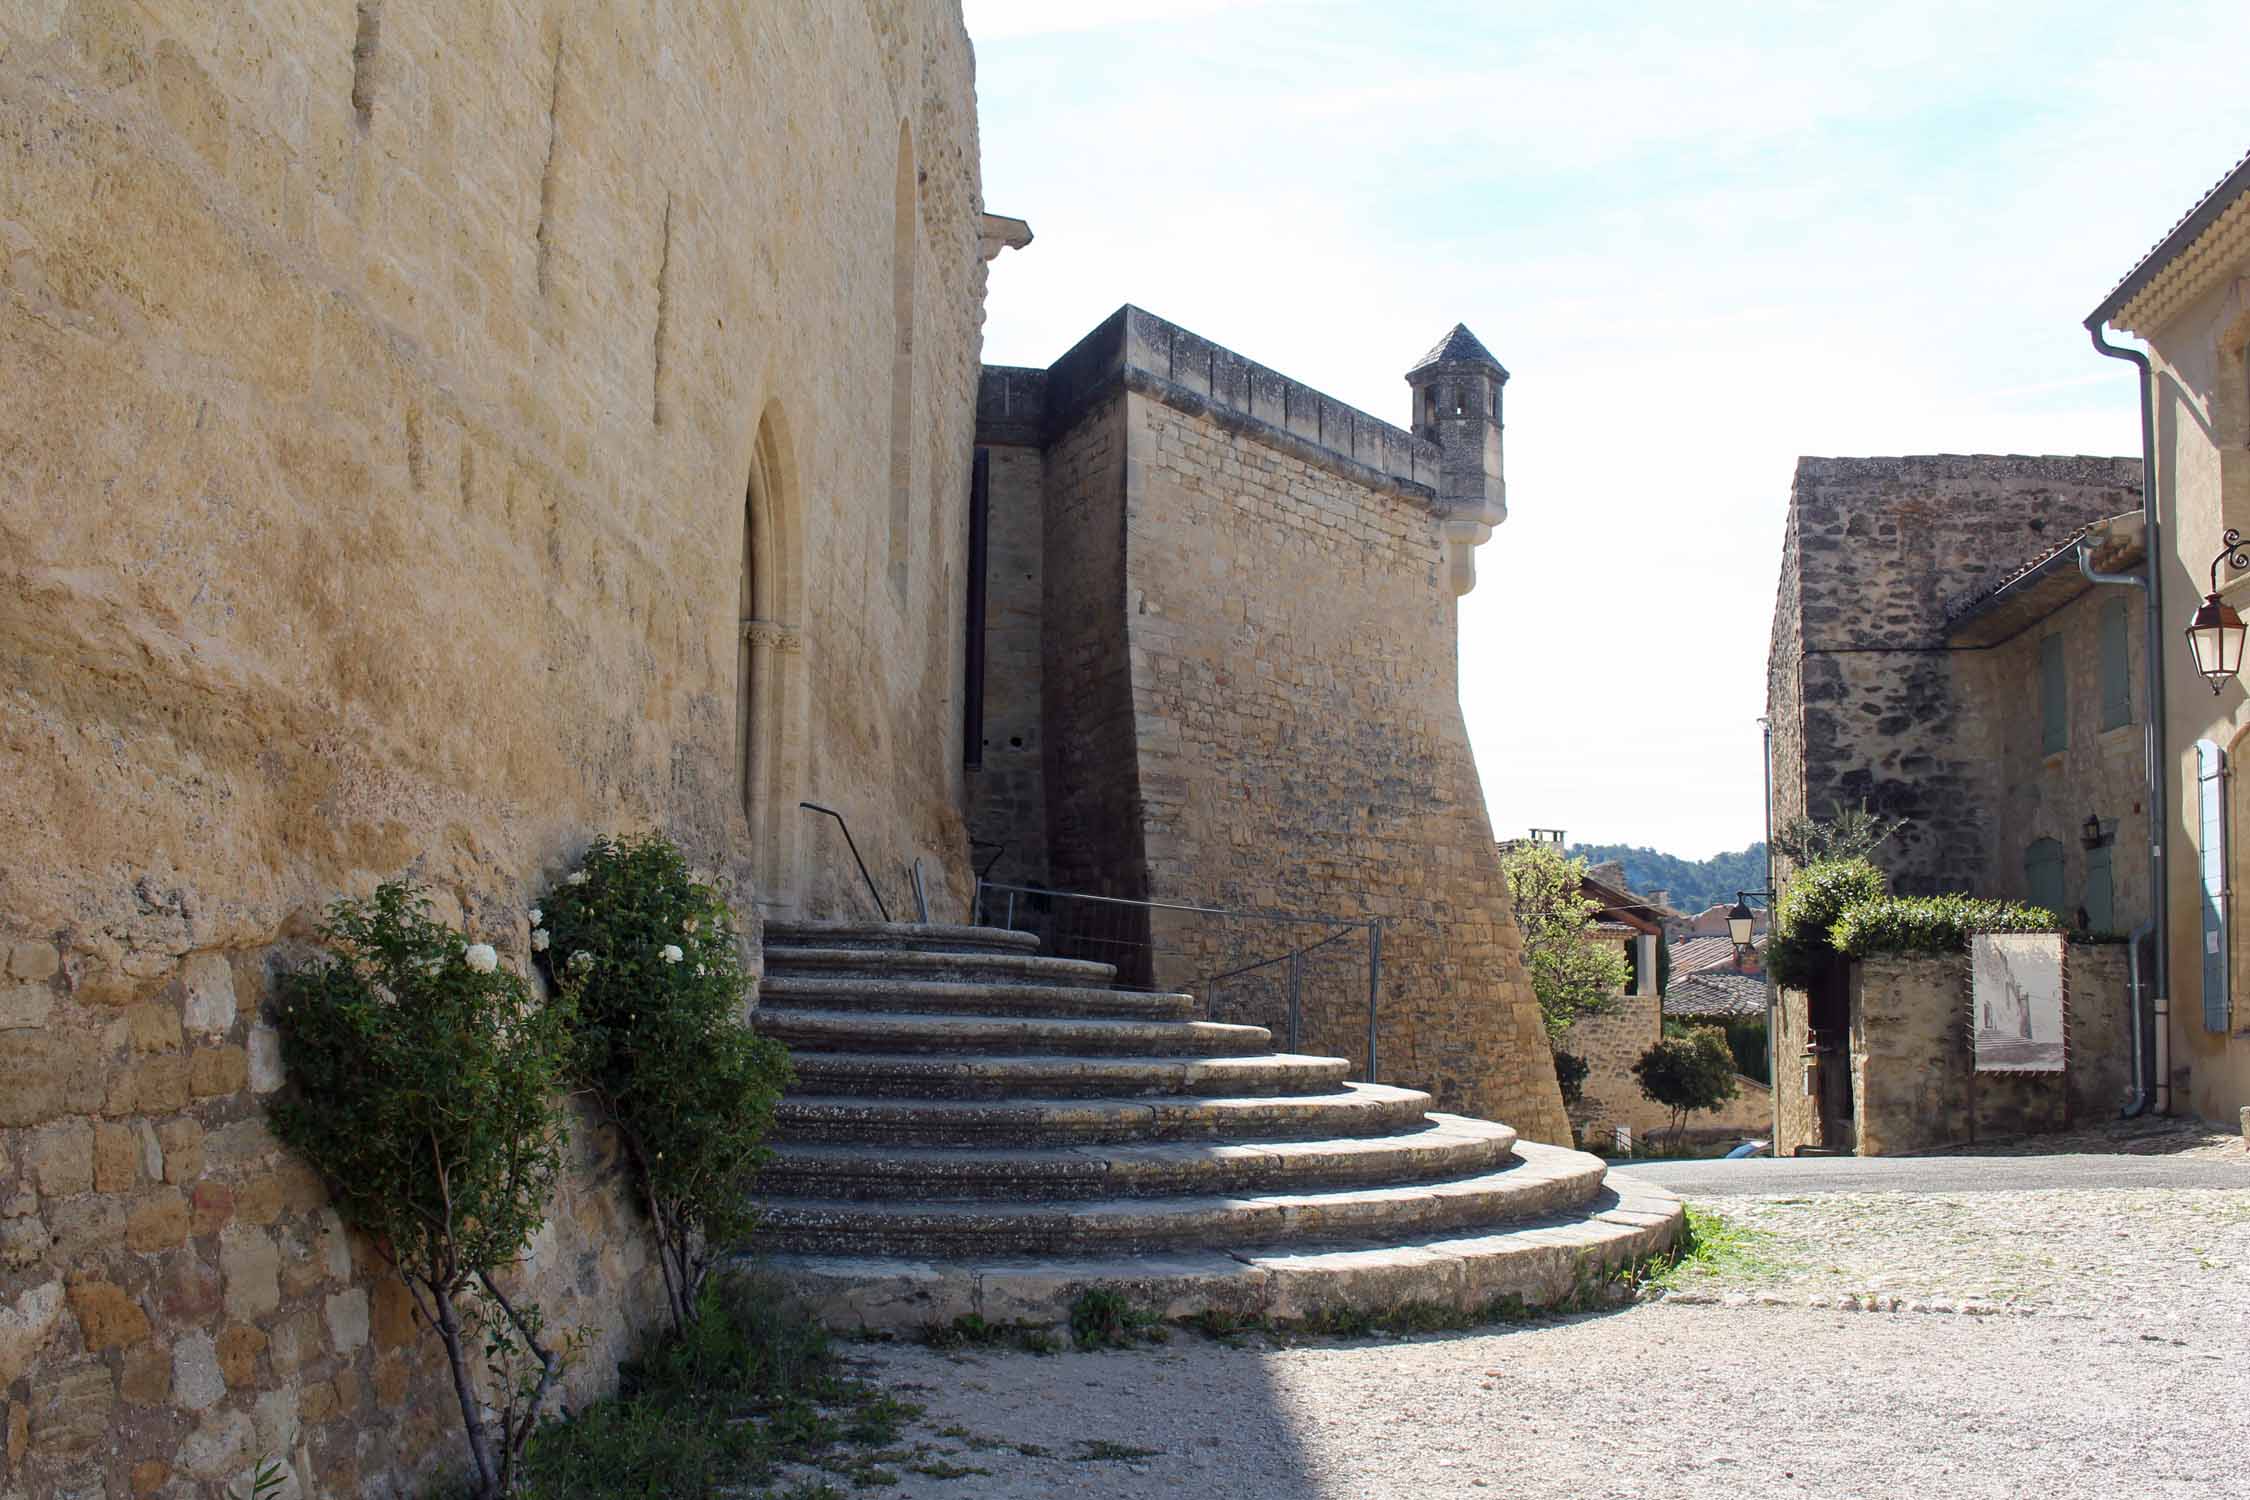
[0,2,984,1493]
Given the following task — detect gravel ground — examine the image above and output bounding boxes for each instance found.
[782,1164,2250,1500]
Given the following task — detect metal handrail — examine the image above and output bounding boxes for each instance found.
[972,879,1383,1080]
[798,802,889,922]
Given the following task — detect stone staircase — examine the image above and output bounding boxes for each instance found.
[743,921,1682,1332]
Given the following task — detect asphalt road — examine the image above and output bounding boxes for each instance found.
[1605,1151,2247,1195]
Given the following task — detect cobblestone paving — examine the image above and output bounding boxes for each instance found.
[800,1149,2250,1499]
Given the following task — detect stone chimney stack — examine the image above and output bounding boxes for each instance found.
[1405,323,1509,595]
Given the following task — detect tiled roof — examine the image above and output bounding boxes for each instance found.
[1406,323,1508,379]
[1669,935,1761,976]
[2090,145,2250,333]
[1664,972,1768,1020]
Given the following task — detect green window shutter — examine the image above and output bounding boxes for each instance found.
[2084,845,2114,932]
[2024,838,2066,919]
[2039,635,2067,753]
[2197,739,2229,1032]
[2098,596,2131,729]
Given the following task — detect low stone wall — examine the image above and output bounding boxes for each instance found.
[1851,944,2132,1155]
[1564,994,1773,1149]
[0,939,665,1498]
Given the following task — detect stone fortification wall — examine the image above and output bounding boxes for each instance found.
[1764,456,2140,895]
[1850,946,2133,1154]
[1116,391,1562,1137]
[965,369,1052,891]
[0,3,981,1494]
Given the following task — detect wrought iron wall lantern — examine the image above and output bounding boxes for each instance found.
[2080,813,2111,849]
[1728,889,1776,952]
[2186,529,2250,693]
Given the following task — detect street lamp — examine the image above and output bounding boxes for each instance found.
[2185,529,2250,694]
[1728,889,1776,952]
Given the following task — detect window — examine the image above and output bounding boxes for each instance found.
[2024,838,2066,920]
[2038,634,2067,754]
[2083,844,2114,932]
[2198,738,2229,1032]
[2098,595,2131,729]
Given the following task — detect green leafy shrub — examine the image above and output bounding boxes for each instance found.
[1500,841,1633,1038]
[1552,1049,1590,1109]
[1831,894,2060,958]
[1765,858,1887,988]
[273,883,575,1500]
[536,835,793,1332]
[1631,1027,1740,1144]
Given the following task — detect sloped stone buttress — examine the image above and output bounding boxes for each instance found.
[741,922,1681,1330]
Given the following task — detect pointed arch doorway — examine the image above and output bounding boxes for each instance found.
[739,406,809,911]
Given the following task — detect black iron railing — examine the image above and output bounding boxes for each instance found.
[972,880,1383,1082]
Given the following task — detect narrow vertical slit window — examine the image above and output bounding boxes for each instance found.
[887,121,916,599]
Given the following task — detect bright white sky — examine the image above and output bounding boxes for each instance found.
[963,0,2250,860]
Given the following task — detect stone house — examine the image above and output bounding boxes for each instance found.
[2087,147,2250,1128]
[1764,457,2151,1152]
[966,310,1565,1138]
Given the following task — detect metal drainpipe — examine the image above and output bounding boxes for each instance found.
[2085,323,2170,1115]
[2075,541,2154,1116]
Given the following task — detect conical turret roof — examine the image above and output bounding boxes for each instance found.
[1406,323,1508,380]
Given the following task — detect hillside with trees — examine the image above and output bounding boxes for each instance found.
[1566,842,1768,914]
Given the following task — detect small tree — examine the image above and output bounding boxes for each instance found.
[1770,800,1906,869]
[536,835,793,1333]
[1552,1049,1590,1110]
[273,883,574,1500]
[1501,841,1634,1040]
[1631,1027,1741,1146]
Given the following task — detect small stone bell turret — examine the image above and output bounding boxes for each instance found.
[1406,323,1509,595]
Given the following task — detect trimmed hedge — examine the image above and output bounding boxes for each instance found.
[1765,858,1887,988]
[1831,894,2060,959]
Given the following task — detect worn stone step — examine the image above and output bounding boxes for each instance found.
[760,1115,1518,1200]
[750,1140,1610,1257]
[772,1082,1429,1145]
[763,921,1041,956]
[753,1008,1271,1058]
[757,975,1198,1022]
[742,1174,1683,1334]
[761,946,1122,989]
[778,1051,1354,1103]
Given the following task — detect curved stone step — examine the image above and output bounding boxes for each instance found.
[751,1140,1609,1257]
[773,1082,1430,1145]
[754,1009,1271,1058]
[762,946,1122,989]
[779,1051,1353,1102]
[743,1176,1683,1334]
[758,975,1198,1022]
[760,1115,1517,1200]
[763,921,1041,955]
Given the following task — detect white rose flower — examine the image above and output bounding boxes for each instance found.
[567,950,593,971]
[528,908,543,926]
[695,964,707,977]
[531,928,551,952]
[681,916,699,934]
[659,945,684,964]
[566,871,589,887]
[463,944,499,973]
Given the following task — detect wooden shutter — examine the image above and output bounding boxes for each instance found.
[2024,838,2066,919]
[2039,634,2067,754]
[2098,596,2130,730]
[2084,844,2114,932]
[2197,738,2228,1032]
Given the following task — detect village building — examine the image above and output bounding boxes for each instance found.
[2087,148,2250,1129]
[1764,457,2150,1151]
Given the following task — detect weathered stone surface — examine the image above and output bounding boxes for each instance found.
[188,1044,248,1098]
[65,1276,150,1350]
[126,1189,191,1252]
[173,1332,225,1412]
[180,954,236,1036]
[267,1308,321,1378]
[0,1281,65,1384]
[93,1121,139,1192]
[219,1223,280,1321]
[9,942,60,981]
[157,1251,223,1323]
[247,1023,284,1092]
[29,1357,111,1459]
[119,1341,171,1405]
[175,1409,255,1479]
[44,1195,125,1260]
[217,1323,267,1387]
[325,1288,370,1355]
[131,1459,170,1495]
[370,1273,419,1350]
[0,1029,104,1127]
[131,1054,191,1114]
[234,1173,283,1226]
[158,1117,204,1184]
[0,982,52,1030]
[126,1002,182,1054]
[30,1120,93,1196]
